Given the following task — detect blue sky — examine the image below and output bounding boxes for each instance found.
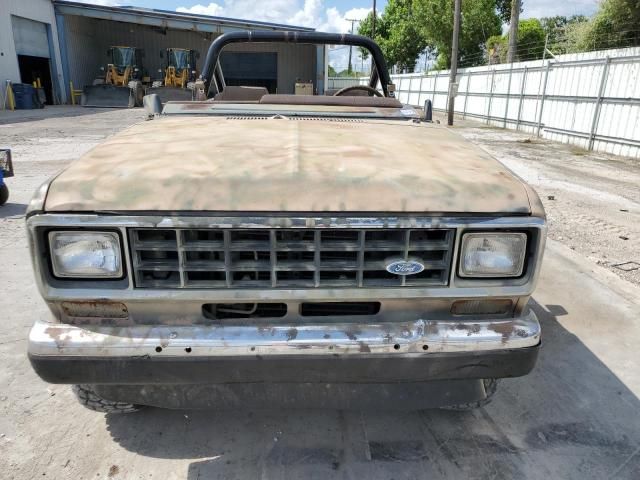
[110,1,388,16]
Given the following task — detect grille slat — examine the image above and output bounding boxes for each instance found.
[130,227,454,289]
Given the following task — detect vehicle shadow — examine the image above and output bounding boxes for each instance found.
[105,299,640,479]
[0,202,27,218]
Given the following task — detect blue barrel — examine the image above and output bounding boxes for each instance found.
[12,83,36,110]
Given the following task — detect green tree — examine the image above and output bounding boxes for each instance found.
[358,0,427,72]
[517,18,546,60]
[495,0,524,24]
[416,0,502,68]
[573,0,640,51]
[486,18,545,63]
[358,0,503,71]
[541,15,588,54]
[486,34,507,64]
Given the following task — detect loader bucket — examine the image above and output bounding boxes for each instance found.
[145,86,194,104]
[81,84,136,108]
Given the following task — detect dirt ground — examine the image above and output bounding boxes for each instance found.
[0,107,639,479]
[449,116,640,287]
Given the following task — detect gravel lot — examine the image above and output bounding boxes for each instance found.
[0,107,639,479]
[449,117,640,287]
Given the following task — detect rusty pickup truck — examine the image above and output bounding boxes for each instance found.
[27,32,546,412]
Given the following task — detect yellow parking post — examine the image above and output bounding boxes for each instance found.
[4,83,15,111]
[69,81,83,106]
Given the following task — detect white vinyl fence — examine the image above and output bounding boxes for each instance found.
[328,47,640,158]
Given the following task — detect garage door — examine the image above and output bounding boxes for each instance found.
[12,16,50,58]
[220,52,277,92]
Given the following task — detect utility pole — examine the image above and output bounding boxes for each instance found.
[372,0,377,38]
[507,0,520,63]
[447,0,462,126]
[346,18,358,74]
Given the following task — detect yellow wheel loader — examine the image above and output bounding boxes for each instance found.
[145,48,198,103]
[81,47,146,108]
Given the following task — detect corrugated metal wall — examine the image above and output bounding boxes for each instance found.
[63,15,316,94]
[329,46,640,158]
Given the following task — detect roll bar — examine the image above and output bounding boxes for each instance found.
[197,31,394,98]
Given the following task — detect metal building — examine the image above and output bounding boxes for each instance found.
[1,0,66,104]
[1,0,326,106]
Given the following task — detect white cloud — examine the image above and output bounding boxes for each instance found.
[321,7,370,33]
[176,0,370,33]
[176,2,224,15]
[177,0,302,22]
[175,0,373,72]
[287,0,324,27]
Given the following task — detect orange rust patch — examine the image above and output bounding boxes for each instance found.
[61,301,128,319]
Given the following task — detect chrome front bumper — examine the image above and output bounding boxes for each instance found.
[28,310,541,385]
[28,309,540,358]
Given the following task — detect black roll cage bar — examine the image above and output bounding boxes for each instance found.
[198,31,393,98]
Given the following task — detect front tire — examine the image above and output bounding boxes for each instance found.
[72,384,143,414]
[0,184,9,206]
[441,379,499,411]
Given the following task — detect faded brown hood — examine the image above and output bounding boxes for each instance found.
[44,116,532,214]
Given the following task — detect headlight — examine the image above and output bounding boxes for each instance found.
[459,232,527,278]
[49,232,122,278]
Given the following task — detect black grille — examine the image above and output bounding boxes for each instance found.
[129,228,454,289]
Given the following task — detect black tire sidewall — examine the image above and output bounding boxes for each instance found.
[0,183,9,206]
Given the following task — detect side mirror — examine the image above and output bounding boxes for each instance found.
[143,94,162,118]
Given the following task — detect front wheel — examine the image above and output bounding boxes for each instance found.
[72,384,143,414]
[0,183,9,206]
[440,379,499,411]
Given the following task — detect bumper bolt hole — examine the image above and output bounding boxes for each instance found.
[155,346,162,353]
[250,346,255,352]
[185,347,192,353]
[422,345,429,351]
[393,344,400,350]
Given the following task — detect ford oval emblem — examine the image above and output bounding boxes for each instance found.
[385,259,425,276]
